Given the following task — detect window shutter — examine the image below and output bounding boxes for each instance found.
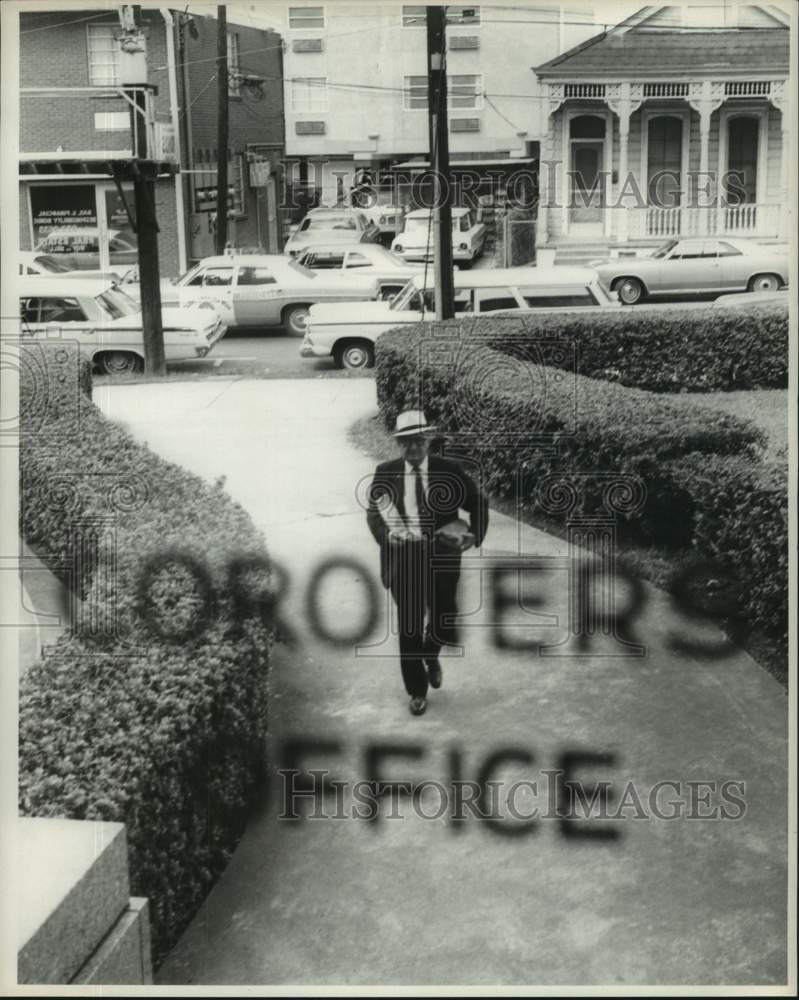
[450,118,480,132]
[296,121,326,135]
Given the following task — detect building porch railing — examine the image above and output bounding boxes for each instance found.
[626,203,782,240]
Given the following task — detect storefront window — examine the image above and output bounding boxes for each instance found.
[28,183,137,271]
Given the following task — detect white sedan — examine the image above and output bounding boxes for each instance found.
[294,244,424,298]
[391,207,486,265]
[118,254,381,336]
[301,266,617,369]
[19,276,226,376]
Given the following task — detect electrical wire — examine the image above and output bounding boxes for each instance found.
[20,11,116,34]
[153,7,783,72]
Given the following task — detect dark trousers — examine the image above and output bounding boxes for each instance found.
[388,538,460,698]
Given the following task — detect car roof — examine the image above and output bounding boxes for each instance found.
[299,244,387,255]
[409,266,598,289]
[406,207,470,219]
[307,207,365,216]
[191,254,292,267]
[18,276,117,294]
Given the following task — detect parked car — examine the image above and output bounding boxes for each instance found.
[283,208,381,257]
[391,207,487,265]
[19,250,122,280]
[18,277,226,376]
[156,253,381,335]
[33,228,138,271]
[350,187,405,241]
[294,244,425,299]
[301,266,617,369]
[591,237,789,305]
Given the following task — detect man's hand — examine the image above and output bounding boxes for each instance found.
[388,526,416,543]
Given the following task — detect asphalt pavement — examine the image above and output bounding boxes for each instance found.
[92,376,788,988]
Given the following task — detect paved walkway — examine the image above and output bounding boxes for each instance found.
[95,378,788,987]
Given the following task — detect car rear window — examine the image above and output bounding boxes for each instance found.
[37,297,88,323]
[303,215,357,231]
[477,294,519,312]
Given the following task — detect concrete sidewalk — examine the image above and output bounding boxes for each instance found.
[96,378,788,987]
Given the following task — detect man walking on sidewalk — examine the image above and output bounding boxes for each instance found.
[366,410,488,716]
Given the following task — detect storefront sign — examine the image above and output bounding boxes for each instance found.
[30,185,97,242]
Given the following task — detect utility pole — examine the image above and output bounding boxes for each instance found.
[215,5,229,253]
[426,6,454,320]
[119,4,165,376]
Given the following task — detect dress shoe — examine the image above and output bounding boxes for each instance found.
[426,659,443,689]
[409,696,427,716]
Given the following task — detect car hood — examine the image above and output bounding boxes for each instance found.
[108,306,221,333]
[309,300,399,323]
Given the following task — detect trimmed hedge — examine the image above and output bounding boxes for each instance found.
[19,344,274,964]
[375,324,787,650]
[376,327,765,546]
[386,300,788,393]
[664,453,788,651]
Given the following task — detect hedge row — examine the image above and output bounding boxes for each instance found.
[19,344,274,964]
[376,327,765,544]
[389,299,788,392]
[665,453,788,651]
[375,325,787,647]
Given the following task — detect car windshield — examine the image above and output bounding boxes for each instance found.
[404,216,459,233]
[302,215,358,231]
[651,240,679,259]
[391,278,436,311]
[96,288,140,319]
[177,263,203,286]
[287,259,317,279]
[34,255,72,273]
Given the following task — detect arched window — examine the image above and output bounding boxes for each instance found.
[570,114,605,139]
[647,115,682,207]
[726,116,758,205]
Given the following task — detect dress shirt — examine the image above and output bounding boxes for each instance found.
[404,457,429,535]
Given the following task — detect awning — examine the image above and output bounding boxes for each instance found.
[390,156,537,171]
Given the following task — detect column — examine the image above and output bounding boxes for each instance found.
[536,113,555,251]
[617,106,631,243]
[780,110,789,240]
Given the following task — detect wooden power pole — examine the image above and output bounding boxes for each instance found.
[119,4,165,376]
[426,6,454,320]
[215,5,229,253]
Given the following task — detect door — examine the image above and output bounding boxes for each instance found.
[233,263,280,325]
[570,142,604,226]
[181,264,236,324]
[266,177,279,253]
[658,241,720,292]
[717,240,749,289]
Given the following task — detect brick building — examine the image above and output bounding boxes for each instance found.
[19,8,285,277]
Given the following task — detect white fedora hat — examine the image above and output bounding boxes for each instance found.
[393,409,437,438]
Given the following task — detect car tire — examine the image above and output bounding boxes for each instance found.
[98,351,143,376]
[615,276,645,305]
[748,273,781,293]
[335,341,374,370]
[283,304,311,336]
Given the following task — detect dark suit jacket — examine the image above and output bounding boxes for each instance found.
[366,455,488,589]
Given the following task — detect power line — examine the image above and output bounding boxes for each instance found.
[20,11,115,34]
[155,11,784,72]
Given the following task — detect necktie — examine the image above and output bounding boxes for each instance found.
[414,468,428,524]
